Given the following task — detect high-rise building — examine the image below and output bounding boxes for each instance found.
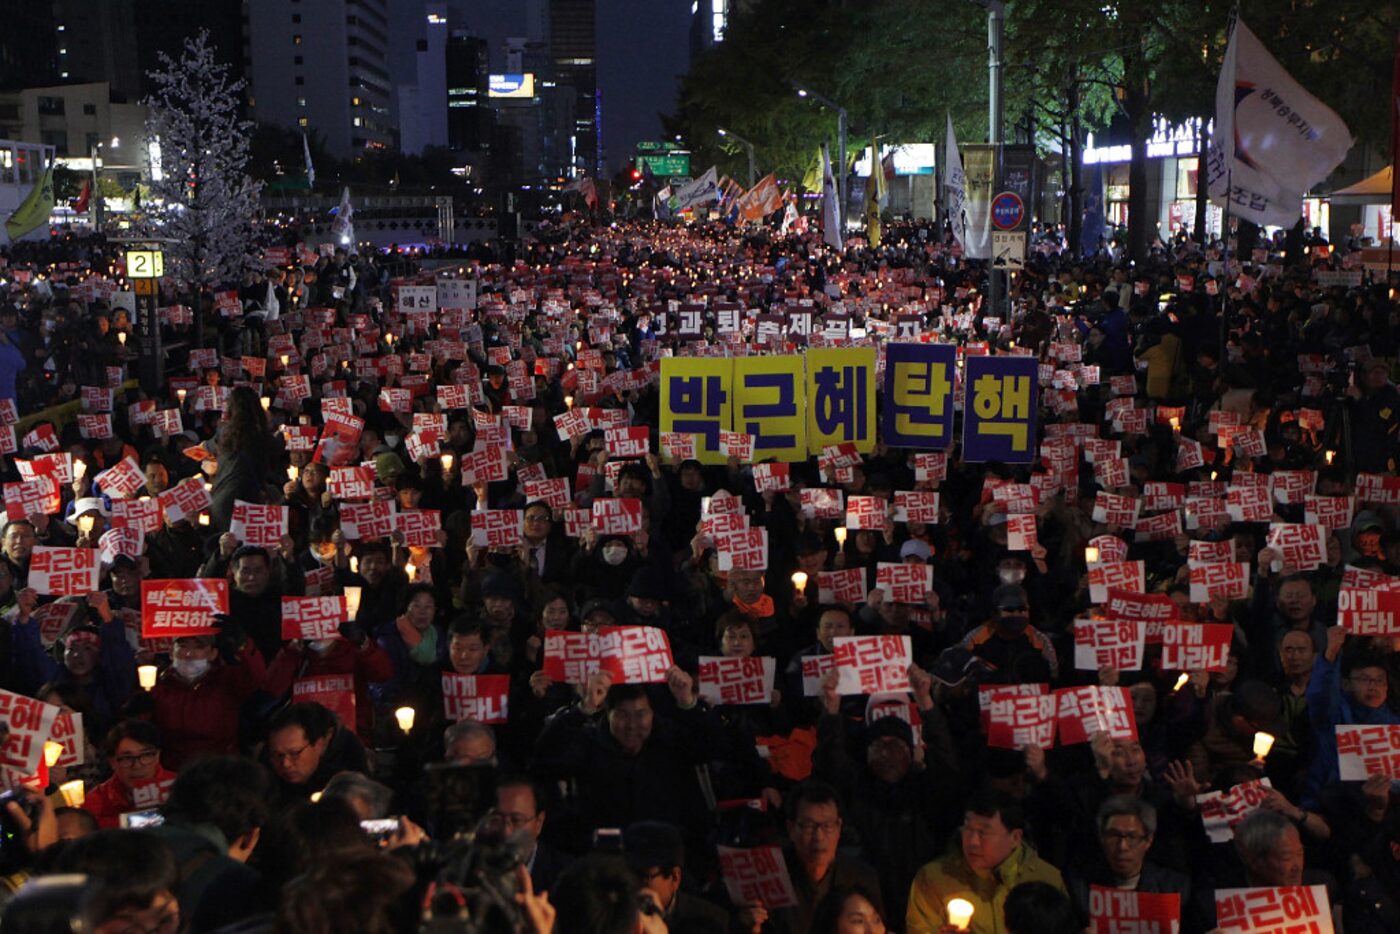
[246,0,394,159]
[548,0,596,175]
[445,30,490,154]
[690,0,754,61]
[0,5,58,92]
[399,1,451,155]
[51,0,142,101]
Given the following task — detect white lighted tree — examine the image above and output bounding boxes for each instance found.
[143,30,262,289]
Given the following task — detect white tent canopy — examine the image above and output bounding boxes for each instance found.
[1326,164,1393,206]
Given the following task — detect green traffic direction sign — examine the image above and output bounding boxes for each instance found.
[636,153,691,177]
[635,141,684,152]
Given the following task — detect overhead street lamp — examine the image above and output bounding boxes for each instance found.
[90,135,119,231]
[967,0,1006,317]
[716,128,756,189]
[793,84,847,228]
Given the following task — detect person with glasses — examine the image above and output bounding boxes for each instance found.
[622,820,729,933]
[495,776,573,894]
[906,788,1064,934]
[83,720,176,830]
[738,780,881,934]
[262,702,369,808]
[1303,625,1400,810]
[1065,797,1192,929]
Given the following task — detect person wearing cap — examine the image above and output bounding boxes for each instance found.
[956,584,1059,685]
[31,624,133,739]
[1344,358,1399,474]
[812,664,957,924]
[623,820,729,933]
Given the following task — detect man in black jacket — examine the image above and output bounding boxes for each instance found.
[1065,796,1195,930]
[624,820,730,933]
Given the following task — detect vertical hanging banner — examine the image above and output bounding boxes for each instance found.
[806,348,877,454]
[660,358,733,465]
[882,342,956,449]
[733,356,807,462]
[961,144,997,260]
[963,355,1039,463]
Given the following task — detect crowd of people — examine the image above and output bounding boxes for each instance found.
[0,213,1395,934]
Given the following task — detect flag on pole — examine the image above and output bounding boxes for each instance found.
[331,187,355,247]
[1080,162,1106,257]
[736,173,782,224]
[4,167,55,241]
[70,179,91,214]
[821,144,842,251]
[303,132,315,188]
[716,175,745,215]
[1207,17,1353,228]
[865,144,887,247]
[801,148,824,194]
[667,166,720,214]
[564,176,599,209]
[880,150,896,207]
[944,114,967,250]
[780,196,799,235]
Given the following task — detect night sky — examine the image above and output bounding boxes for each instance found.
[453,0,692,174]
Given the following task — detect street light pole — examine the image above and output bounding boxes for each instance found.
[795,86,848,229]
[970,0,1005,316]
[90,142,102,232]
[717,128,756,189]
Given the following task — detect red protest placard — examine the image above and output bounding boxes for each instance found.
[328,466,376,501]
[698,656,776,706]
[4,476,61,520]
[981,684,1056,749]
[1338,587,1400,636]
[604,426,649,459]
[845,495,886,531]
[1088,887,1180,934]
[141,579,228,637]
[471,509,524,549]
[1198,778,1274,842]
[751,462,790,493]
[832,635,911,695]
[1088,561,1145,603]
[1054,685,1136,744]
[1214,885,1332,934]
[29,547,99,596]
[591,498,642,536]
[281,595,347,641]
[817,568,867,604]
[1265,523,1326,571]
[717,845,798,910]
[1160,622,1233,672]
[893,490,939,524]
[229,501,288,548]
[341,500,396,541]
[395,509,441,548]
[1336,724,1400,780]
[541,631,601,684]
[441,673,511,724]
[541,626,674,684]
[1189,562,1250,602]
[1072,620,1146,671]
[293,675,356,733]
[875,562,932,604]
[0,690,61,775]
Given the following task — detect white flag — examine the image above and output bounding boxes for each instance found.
[302,132,315,188]
[332,187,355,247]
[944,113,967,249]
[667,166,719,214]
[1207,17,1352,228]
[821,145,843,251]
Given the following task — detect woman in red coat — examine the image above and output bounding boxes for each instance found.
[152,634,267,770]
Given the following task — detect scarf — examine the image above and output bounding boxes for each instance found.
[408,623,439,665]
[733,594,775,619]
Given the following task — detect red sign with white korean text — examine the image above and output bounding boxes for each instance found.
[141,579,228,637]
[981,684,1056,749]
[1160,623,1232,672]
[281,596,347,641]
[4,476,60,520]
[441,673,511,724]
[832,635,911,695]
[1054,685,1137,744]
[541,627,674,684]
[592,498,642,536]
[1088,887,1180,934]
[293,675,356,733]
[604,426,649,459]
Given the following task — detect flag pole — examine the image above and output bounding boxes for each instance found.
[1218,7,1239,368]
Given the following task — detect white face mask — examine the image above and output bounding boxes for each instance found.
[308,639,337,655]
[384,434,402,449]
[999,569,1026,585]
[602,545,628,566]
[173,658,210,682]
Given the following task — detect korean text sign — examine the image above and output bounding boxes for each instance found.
[882,342,956,449]
[962,354,1039,463]
[141,579,228,637]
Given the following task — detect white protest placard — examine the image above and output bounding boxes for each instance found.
[1214,886,1332,934]
[698,656,776,706]
[1336,723,1400,780]
[229,501,288,548]
[28,547,100,596]
[1072,620,1146,671]
[1197,778,1273,842]
[832,635,911,695]
[716,845,799,910]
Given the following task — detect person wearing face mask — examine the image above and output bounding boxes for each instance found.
[151,631,268,770]
[264,611,393,745]
[956,584,1059,685]
[570,532,643,603]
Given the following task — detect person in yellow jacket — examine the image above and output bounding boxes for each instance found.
[906,789,1065,934]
